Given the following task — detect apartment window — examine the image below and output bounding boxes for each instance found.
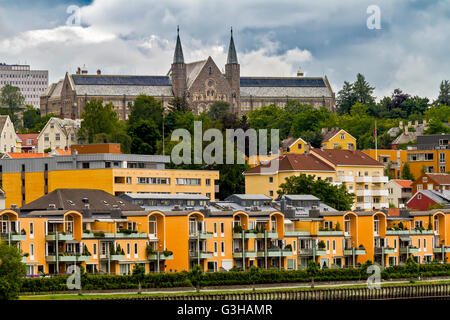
[333,143,338,149]
[29,222,34,239]
[214,242,218,256]
[82,162,90,169]
[105,162,111,168]
[415,221,423,229]
[297,143,302,149]
[126,177,132,184]
[418,238,421,251]
[213,223,217,237]
[424,153,434,161]
[55,133,60,141]
[220,222,224,237]
[269,190,274,197]
[440,153,446,164]
[424,238,427,251]
[340,133,345,140]
[126,243,130,258]
[423,177,428,183]
[324,221,333,229]
[30,244,34,260]
[134,243,138,258]
[206,178,211,186]
[269,177,273,183]
[418,193,422,200]
[221,241,225,256]
[440,165,446,173]
[332,240,336,254]
[176,178,201,185]
[326,240,330,253]
[93,243,97,259]
[137,177,170,185]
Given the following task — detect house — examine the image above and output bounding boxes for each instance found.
[36,117,81,153]
[407,189,450,211]
[17,133,39,153]
[321,128,356,151]
[411,173,450,194]
[0,115,18,154]
[244,148,389,210]
[385,179,413,208]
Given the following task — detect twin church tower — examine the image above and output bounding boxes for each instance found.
[170,27,241,114]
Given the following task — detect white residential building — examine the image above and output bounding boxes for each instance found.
[36,117,81,153]
[0,115,18,153]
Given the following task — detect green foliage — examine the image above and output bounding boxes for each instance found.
[424,118,450,135]
[206,101,230,121]
[277,174,354,211]
[0,242,27,300]
[132,264,146,282]
[0,84,24,126]
[401,162,415,181]
[435,80,450,107]
[21,105,41,132]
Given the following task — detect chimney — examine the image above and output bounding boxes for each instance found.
[111,205,122,219]
[97,69,101,75]
[76,67,81,75]
[48,204,56,210]
[296,67,304,77]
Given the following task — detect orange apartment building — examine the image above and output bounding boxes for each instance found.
[3,189,450,277]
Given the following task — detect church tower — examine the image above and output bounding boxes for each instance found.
[171,26,187,98]
[225,27,241,114]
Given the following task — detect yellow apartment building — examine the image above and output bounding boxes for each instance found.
[3,189,450,276]
[244,148,388,210]
[0,153,219,208]
[363,148,450,181]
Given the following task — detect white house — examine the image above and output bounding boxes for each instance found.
[36,117,81,153]
[0,115,18,153]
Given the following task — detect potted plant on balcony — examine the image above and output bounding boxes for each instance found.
[163,250,173,257]
[318,240,326,250]
[21,229,26,235]
[145,245,156,258]
[82,244,91,256]
[233,225,243,234]
[335,222,341,231]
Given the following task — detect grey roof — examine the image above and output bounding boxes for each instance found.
[25,210,69,217]
[122,193,210,200]
[240,86,332,98]
[281,195,320,201]
[227,29,238,64]
[72,75,171,86]
[20,189,144,213]
[74,84,173,97]
[225,194,273,201]
[186,60,207,88]
[173,29,184,64]
[415,190,450,204]
[240,77,327,87]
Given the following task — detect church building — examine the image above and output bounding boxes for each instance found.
[40,28,336,120]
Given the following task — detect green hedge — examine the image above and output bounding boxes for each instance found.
[20,263,450,293]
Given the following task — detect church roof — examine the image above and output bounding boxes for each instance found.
[227,29,238,64]
[186,60,207,89]
[240,86,332,98]
[72,75,171,86]
[240,77,327,87]
[173,28,184,64]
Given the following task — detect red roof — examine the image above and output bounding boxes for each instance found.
[244,153,335,174]
[392,179,413,188]
[426,173,450,185]
[311,148,384,166]
[6,148,71,159]
[17,133,38,147]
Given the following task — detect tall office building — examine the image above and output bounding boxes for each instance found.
[0,63,48,109]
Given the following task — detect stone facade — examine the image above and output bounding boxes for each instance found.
[41,30,335,120]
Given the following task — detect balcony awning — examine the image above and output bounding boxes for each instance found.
[254,216,270,221]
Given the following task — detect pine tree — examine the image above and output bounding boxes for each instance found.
[435,80,450,106]
[401,162,415,180]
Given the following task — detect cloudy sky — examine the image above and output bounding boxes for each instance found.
[0,0,448,101]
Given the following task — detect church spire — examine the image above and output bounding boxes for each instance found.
[173,26,184,64]
[226,27,238,65]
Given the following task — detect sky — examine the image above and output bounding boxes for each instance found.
[0,0,448,101]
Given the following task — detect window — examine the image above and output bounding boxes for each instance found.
[55,133,60,141]
[176,178,201,185]
[29,222,34,238]
[415,221,423,229]
[269,177,273,183]
[214,242,218,256]
[326,240,330,253]
[373,216,379,235]
[220,222,224,237]
[82,162,90,169]
[221,241,225,256]
[126,243,130,258]
[332,240,336,254]
[213,223,217,237]
[440,153,446,164]
[30,244,34,260]
[340,133,345,140]
[297,143,302,149]
[423,177,428,183]
[126,177,132,184]
[269,190,274,197]
[206,179,211,186]
[134,243,138,258]
[105,162,111,168]
[324,221,333,229]
[424,153,434,161]
[93,243,97,259]
[137,177,170,185]
[417,193,422,200]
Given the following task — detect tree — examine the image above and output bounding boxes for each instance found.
[128,95,164,129]
[352,73,376,106]
[78,99,131,152]
[277,174,354,211]
[401,162,415,181]
[423,118,450,135]
[128,119,161,155]
[307,260,319,288]
[206,101,230,121]
[132,264,145,294]
[0,85,24,126]
[0,241,26,300]
[336,81,356,115]
[189,265,204,292]
[167,96,190,113]
[22,105,41,132]
[435,80,450,106]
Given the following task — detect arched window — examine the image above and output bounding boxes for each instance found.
[65,215,74,234]
[149,215,157,237]
[373,216,379,235]
[344,216,351,234]
[271,216,277,232]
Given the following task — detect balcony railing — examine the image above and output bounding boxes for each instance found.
[343,247,367,255]
[0,232,26,241]
[399,246,419,254]
[189,251,213,259]
[386,229,434,235]
[46,253,91,262]
[45,233,74,241]
[374,247,395,254]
